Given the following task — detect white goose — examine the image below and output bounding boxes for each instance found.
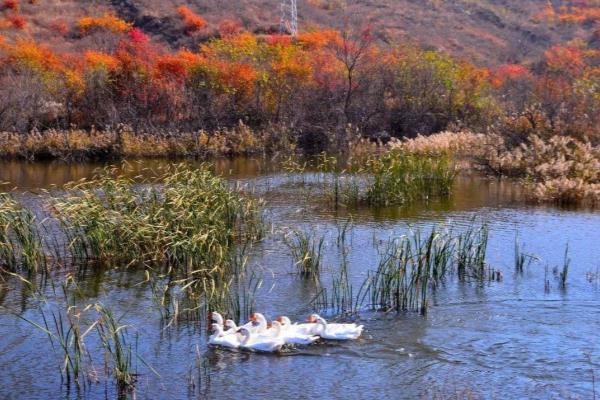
[210,311,225,328]
[248,312,268,333]
[308,314,363,340]
[275,316,320,345]
[237,326,285,353]
[224,319,238,334]
[276,316,318,336]
[208,323,240,349]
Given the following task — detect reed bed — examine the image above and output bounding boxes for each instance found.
[0,194,47,274]
[314,225,494,316]
[364,152,457,207]
[1,163,265,327]
[52,164,263,270]
[0,124,284,161]
[287,151,458,208]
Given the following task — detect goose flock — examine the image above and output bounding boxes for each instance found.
[208,312,364,353]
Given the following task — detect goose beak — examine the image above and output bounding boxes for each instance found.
[250,313,257,321]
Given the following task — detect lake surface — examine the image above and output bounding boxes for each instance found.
[1,158,599,399]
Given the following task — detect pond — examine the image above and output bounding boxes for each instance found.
[1,157,599,399]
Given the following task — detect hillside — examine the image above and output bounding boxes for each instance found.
[1,0,599,65]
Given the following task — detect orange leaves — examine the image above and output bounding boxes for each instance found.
[298,30,342,50]
[266,34,293,47]
[78,14,131,35]
[544,45,585,76]
[176,5,206,35]
[84,51,119,71]
[155,50,200,82]
[6,39,62,72]
[491,64,531,87]
[218,62,257,97]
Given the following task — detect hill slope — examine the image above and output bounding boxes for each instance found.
[1,0,598,65]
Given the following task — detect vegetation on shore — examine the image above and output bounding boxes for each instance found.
[395,131,600,206]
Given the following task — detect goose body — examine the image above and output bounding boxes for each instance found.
[277,316,318,336]
[309,314,363,340]
[276,316,320,345]
[208,324,240,349]
[237,326,285,353]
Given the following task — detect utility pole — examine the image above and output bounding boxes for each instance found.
[280,0,298,37]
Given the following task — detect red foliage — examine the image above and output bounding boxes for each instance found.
[128,28,149,44]
[7,14,26,30]
[3,0,18,11]
[176,5,206,36]
[266,34,292,47]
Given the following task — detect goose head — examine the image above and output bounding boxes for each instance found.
[250,312,267,329]
[276,316,292,326]
[307,314,323,324]
[224,319,237,331]
[210,311,224,326]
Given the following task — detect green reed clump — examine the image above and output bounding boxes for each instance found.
[514,236,538,273]
[0,194,47,273]
[456,224,489,280]
[95,304,136,392]
[53,164,263,271]
[284,230,325,279]
[365,151,457,207]
[365,228,455,315]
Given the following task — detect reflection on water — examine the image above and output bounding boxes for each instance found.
[1,158,599,400]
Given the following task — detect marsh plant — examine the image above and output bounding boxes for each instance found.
[314,225,492,316]
[284,230,325,280]
[365,151,457,207]
[308,151,457,208]
[53,164,263,270]
[0,194,47,274]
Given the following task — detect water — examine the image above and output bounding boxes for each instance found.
[1,158,599,399]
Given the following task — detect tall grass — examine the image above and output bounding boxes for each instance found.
[53,164,263,272]
[456,224,489,280]
[365,151,457,207]
[284,230,325,279]
[304,151,457,208]
[560,244,570,289]
[0,194,47,274]
[313,224,492,316]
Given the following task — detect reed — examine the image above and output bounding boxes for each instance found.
[284,230,325,279]
[317,224,491,316]
[0,194,47,274]
[95,304,136,392]
[560,244,570,289]
[365,151,457,207]
[8,280,97,388]
[514,237,538,273]
[52,164,263,271]
[456,224,489,280]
